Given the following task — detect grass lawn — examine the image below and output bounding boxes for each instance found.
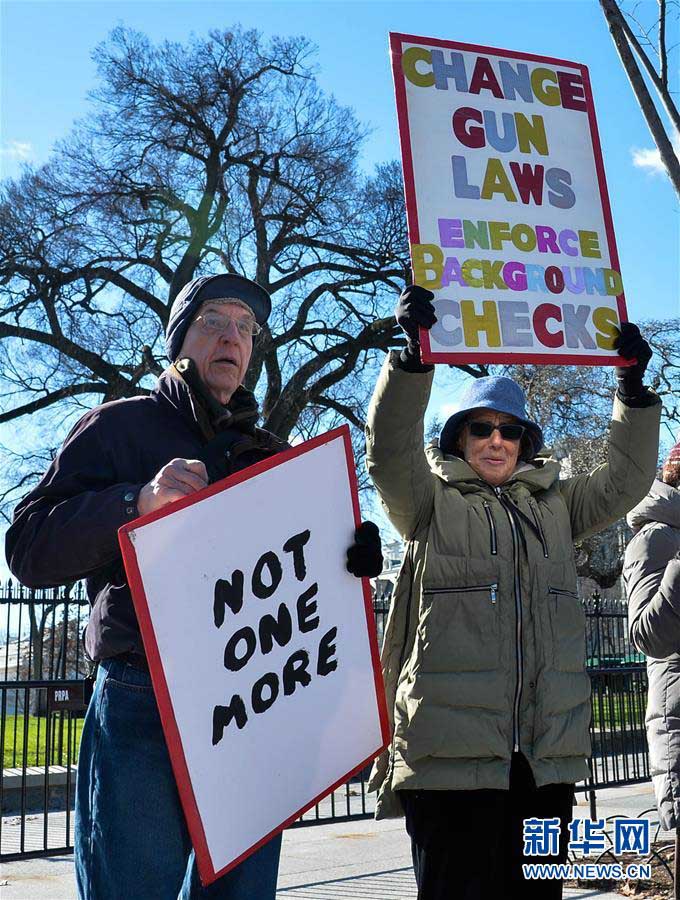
[2,714,84,768]
[591,690,646,729]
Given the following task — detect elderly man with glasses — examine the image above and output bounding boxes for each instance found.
[365,285,661,900]
[6,273,383,900]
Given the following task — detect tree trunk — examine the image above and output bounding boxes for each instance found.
[599,0,680,200]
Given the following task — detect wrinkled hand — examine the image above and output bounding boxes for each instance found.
[395,285,437,346]
[346,521,383,578]
[613,322,652,398]
[137,458,209,516]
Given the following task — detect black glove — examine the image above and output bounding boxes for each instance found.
[346,521,383,578]
[613,322,653,401]
[395,285,437,373]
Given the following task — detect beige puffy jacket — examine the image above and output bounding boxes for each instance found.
[367,353,661,818]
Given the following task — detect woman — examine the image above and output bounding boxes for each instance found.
[366,285,661,899]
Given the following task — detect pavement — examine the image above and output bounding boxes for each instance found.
[0,783,669,899]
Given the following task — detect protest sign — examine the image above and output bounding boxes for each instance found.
[118,426,389,885]
[390,33,628,365]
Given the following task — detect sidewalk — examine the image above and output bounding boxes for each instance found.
[0,784,661,899]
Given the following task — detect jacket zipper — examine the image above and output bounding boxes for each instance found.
[529,500,549,558]
[548,587,579,600]
[424,583,498,604]
[386,542,416,790]
[482,502,498,555]
[495,486,523,754]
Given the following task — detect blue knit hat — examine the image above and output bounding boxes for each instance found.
[439,376,544,460]
[165,273,271,362]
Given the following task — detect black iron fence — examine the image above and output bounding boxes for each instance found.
[0,582,90,859]
[0,583,652,860]
[581,593,649,798]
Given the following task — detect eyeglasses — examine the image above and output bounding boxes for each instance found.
[194,312,262,338]
[467,421,525,442]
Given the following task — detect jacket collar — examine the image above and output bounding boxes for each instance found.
[154,366,196,416]
[154,364,264,445]
[425,441,561,495]
[153,367,214,440]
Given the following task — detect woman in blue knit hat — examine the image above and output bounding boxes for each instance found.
[365,285,662,900]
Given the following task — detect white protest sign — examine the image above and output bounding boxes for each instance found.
[390,33,627,365]
[119,426,389,885]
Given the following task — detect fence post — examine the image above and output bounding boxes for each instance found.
[593,591,602,664]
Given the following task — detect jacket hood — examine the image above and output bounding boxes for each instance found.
[426,442,560,493]
[164,273,271,362]
[154,368,203,430]
[627,479,680,533]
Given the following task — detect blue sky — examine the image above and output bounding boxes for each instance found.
[1,0,679,570]
[2,0,678,321]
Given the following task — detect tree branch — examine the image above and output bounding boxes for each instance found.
[599,0,680,198]
[0,383,105,423]
[88,267,167,319]
[314,395,365,430]
[659,0,668,86]
[0,323,132,389]
[602,0,680,133]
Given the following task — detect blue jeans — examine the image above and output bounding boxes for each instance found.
[75,658,282,899]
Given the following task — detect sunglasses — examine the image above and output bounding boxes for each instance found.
[467,421,526,442]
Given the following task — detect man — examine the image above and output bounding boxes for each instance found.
[366,285,660,899]
[6,273,382,900]
[625,441,680,831]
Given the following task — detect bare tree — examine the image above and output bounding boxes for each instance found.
[599,0,680,197]
[0,27,409,515]
[642,317,680,443]
[3,25,677,597]
[504,319,679,444]
[568,437,631,591]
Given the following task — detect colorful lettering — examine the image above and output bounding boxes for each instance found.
[460,299,502,346]
[402,46,435,87]
[411,243,443,288]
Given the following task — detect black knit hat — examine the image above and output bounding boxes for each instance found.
[165,274,271,362]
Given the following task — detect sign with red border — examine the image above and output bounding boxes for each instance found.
[390,32,627,366]
[118,426,389,885]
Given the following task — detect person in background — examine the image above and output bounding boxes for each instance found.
[625,441,680,831]
[366,284,661,900]
[6,273,383,900]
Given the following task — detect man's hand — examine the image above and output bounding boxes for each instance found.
[137,458,209,516]
[346,521,383,578]
[613,322,653,400]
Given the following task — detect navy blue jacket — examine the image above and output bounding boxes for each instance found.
[5,370,286,660]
